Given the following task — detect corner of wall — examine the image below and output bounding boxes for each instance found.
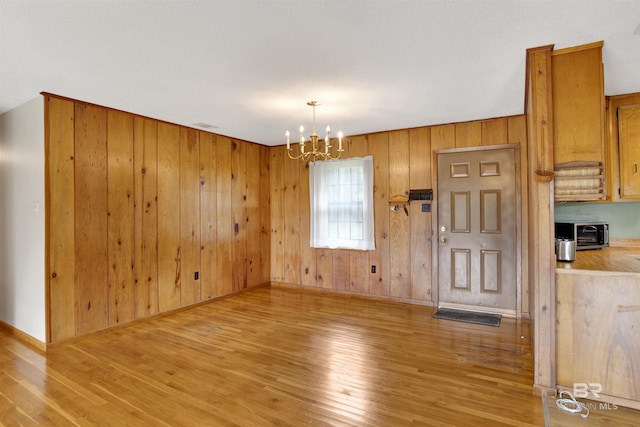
[0,95,46,342]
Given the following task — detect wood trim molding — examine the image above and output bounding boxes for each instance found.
[551,40,604,56]
[526,46,555,181]
[525,44,557,393]
[0,320,46,353]
[533,384,557,397]
[269,282,436,308]
[432,143,519,154]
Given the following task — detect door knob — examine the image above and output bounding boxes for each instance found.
[440,236,447,244]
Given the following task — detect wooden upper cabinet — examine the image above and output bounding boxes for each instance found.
[606,93,640,201]
[552,42,605,163]
[551,41,606,200]
[618,104,640,198]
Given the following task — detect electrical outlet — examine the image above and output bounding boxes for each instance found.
[422,203,431,212]
[194,271,199,280]
[371,265,376,274]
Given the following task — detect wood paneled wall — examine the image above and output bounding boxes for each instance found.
[45,95,270,343]
[270,115,529,309]
[45,93,528,342]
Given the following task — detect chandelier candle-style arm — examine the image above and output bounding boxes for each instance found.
[285,101,345,162]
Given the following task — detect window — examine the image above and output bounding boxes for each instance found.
[309,155,375,250]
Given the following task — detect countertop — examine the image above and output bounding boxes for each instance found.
[556,246,640,273]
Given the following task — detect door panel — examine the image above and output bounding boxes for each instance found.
[480,250,501,292]
[451,192,470,232]
[480,190,501,233]
[437,148,516,311]
[452,249,471,290]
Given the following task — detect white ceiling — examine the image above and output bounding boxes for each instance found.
[2,0,640,146]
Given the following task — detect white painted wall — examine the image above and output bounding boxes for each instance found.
[0,96,45,342]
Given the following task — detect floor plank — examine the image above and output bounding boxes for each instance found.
[0,286,546,426]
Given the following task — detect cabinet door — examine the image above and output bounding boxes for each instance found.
[552,42,606,201]
[552,42,605,165]
[618,105,640,198]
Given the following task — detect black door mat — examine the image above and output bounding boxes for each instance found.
[433,307,501,327]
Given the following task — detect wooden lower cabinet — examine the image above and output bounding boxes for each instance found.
[556,269,640,408]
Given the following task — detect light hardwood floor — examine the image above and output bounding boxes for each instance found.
[1,286,545,426]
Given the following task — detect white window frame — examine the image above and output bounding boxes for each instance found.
[309,155,375,250]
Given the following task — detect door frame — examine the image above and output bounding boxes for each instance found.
[432,144,523,318]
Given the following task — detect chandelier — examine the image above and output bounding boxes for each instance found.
[285,101,344,162]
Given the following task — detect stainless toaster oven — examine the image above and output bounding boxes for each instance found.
[555,221,609,250]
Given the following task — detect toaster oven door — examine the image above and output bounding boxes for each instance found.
[575,224,607,249]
